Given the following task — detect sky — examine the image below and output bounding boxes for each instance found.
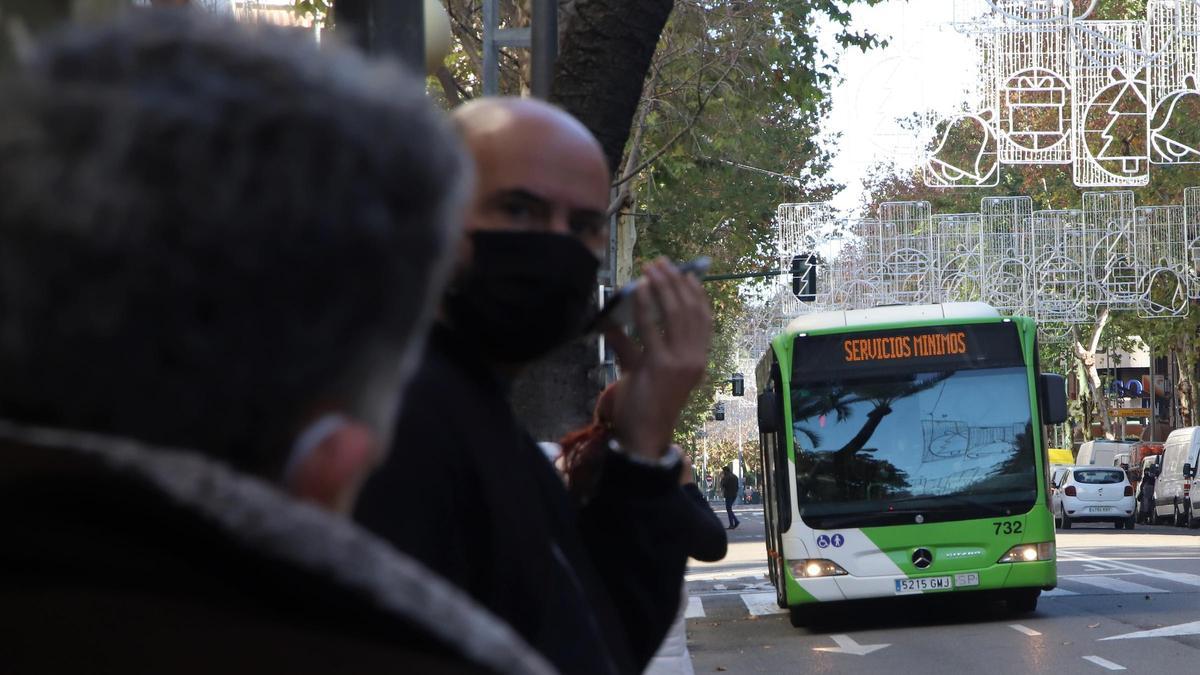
[821,0,986,215]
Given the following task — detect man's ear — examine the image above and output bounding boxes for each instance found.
[286,421,379,514]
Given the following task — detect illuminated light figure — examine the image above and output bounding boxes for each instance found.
[999,67,1071,154]
[1085,67,1150,178]
[925,113,1000,187]
[1150,76,1200,164]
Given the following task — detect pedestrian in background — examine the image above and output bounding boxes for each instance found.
[720,465,740,529]
[0,10,548,674]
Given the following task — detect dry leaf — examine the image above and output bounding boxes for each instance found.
[1088,623,1100,628]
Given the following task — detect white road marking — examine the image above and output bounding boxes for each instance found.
[1061,553,1200,589]
[712,584,727,591]
[1083,564,1105,571]
[1100,620,1200,641]
[811,634,890,656]
[1081,655,1126,671]
[1009,624,1041,636]
[1040,588,1080,597]
[1060,573,1135,578]
[740,592,787,616]
[1067,575,1170,595]
[685,596,705,619]
[684,569,767,582]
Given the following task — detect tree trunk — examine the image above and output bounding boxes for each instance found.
[1176,333,1196,427]
[510,0,675,440]
[551,0,675,172]
[1073,308,1114,440]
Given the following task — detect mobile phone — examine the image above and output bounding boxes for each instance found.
[592,256,711,331]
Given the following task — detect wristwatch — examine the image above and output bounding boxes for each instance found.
[607,437,681,468]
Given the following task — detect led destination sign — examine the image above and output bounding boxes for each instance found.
[794,322,1024,380]
[843,331,967,363]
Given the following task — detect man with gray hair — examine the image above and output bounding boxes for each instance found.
[0,10,548,674]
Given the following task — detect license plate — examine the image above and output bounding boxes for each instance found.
[954,572,980,588]
[895,576,953,594]
[1087,506,1114,513]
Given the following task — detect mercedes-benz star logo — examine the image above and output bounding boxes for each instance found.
[912,548,933,569]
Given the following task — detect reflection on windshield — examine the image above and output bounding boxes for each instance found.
[791,366,1037,526]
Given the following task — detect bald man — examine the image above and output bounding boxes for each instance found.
[355,98,713,675]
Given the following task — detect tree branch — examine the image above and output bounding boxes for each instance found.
[611,59,738,188]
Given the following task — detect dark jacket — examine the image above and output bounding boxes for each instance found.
[681,483,728,562]
[720,472,739,500]
[0,422,551,675]
[355,327,690,674]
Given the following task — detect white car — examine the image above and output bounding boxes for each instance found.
[1052,466,1136,530]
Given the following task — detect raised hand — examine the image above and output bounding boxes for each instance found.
[605,258,713,461]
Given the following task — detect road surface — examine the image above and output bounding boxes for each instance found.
[685,504,1200,673]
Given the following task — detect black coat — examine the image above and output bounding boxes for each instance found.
[721,472,740,500]
[0,426,550,675]
[355,328,692,674]
[681,483,728,562]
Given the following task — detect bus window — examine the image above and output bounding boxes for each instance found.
[788,323,1036,529]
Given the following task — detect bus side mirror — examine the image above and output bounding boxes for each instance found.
[1039,373,1068,425]
[757,390,780,434]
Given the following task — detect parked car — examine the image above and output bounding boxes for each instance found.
[1152,427,1200,528]
[1052,466,1136,530]
[1050,465,1071,491]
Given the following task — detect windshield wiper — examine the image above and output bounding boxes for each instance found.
[885,494,1019,516]
[815,508,927,529]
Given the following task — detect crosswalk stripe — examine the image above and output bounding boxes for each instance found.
[740,592,787,616]
[1066,575,1170,595]
[685,596,705,619]
[1082,655,1126,671]
[1063,554,1200,589]
[1041,588,1079,597]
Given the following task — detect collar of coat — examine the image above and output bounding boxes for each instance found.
[0,418,553,675]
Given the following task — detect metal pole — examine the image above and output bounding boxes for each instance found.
[1150,345,1156,442]
[336,1,425,73]
[530,0,557,99]
[373,1,425,72]
[737,410,744,489]
[482,0,499,95]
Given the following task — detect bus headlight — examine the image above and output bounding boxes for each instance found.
[997,542,1054,563]
[790,559,849,578]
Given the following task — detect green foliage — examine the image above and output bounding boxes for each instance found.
[292,0,332,23]
[627,0,885,445]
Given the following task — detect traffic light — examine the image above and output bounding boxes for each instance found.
[791,253,818,301]
[714,402,726,421]
[731,373,745,397]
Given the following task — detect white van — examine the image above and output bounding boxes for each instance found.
[1076,440,1134,469]
[1151,427,1200,528]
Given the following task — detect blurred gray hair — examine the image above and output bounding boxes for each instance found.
[0,9,468,476]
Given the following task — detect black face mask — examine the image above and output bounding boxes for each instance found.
[443,231,601,364]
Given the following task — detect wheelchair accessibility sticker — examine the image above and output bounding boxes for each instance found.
[816,534,846,549]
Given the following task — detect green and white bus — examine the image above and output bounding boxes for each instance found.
[755,302,1067,626]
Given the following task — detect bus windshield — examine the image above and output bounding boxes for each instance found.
[789,324,1037,528]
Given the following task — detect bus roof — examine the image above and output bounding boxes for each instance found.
[784,302,1001,334]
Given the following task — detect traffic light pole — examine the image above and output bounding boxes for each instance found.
[701,270,784,283]
[334,1,424,73]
